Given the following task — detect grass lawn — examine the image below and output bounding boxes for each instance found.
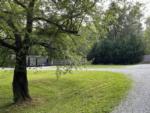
[0,70,131,113]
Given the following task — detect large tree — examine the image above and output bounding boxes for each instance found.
[88,2,145,64]
[0,0,97,103]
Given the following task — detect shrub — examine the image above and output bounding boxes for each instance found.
[87,36,145,64]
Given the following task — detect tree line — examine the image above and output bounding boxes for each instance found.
[87,2,145,64]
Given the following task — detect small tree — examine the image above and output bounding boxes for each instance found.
[0,0,97,103]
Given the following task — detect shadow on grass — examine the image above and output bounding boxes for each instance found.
[0,78,83,112]
[0,102,14,112]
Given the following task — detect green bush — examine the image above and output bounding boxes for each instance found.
[87,2,145,65]
[87,36,145,64]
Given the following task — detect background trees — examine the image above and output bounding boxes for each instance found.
[88,2,145,64]
[144,17,150,55]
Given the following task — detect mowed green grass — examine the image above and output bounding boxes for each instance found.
[0,70,131,113]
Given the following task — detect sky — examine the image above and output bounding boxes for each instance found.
[136,0,150,18]
[101,0,150,18]
[134,0,150,28]
[102,0,150,28]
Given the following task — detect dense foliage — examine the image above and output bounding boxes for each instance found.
[0,0,98,103]
[88,2,145,64]
[0,47,15,67]
[88,37,144,64]
[144,17,150,54]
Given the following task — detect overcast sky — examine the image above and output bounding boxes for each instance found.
[103,0,150,18]
[98,0,150,28]
[137,0,150,18]
[106,0,150,28]
[133,0,150,28]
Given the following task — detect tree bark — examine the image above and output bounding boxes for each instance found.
[12,50,31,103]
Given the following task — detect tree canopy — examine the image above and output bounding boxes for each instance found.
[0,0,98,103]
[87,2,145,64]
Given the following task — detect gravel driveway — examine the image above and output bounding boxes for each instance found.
[109,64,150,113]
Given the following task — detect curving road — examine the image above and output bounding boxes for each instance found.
[109,64,150,113]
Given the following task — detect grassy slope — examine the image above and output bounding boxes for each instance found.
[0,70,131,113]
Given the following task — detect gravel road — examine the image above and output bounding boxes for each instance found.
[110,64,150,113]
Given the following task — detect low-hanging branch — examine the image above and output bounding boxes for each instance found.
[13,0,27,9]
[33,17,78,34]
[30,39,55,50]
[0,38,16,50]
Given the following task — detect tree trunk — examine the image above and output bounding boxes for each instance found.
[13,50,31,103]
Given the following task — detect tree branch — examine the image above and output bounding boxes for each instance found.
[30,40,55,49]
[33,17,78,34]
[23,0,36,49]
[0,39,16,50]
[14,0,27,9]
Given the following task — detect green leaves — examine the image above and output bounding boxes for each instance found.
[144,17,150,54]
[88,1,145,64]
[0,47,14,67]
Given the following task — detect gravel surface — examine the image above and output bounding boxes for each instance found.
[110,64,150,113]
